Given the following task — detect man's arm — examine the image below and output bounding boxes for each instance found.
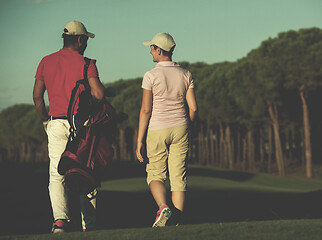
[186,88,198,122]
[33,79,49,121]
[88,77,105,100]
[136,89,152,162]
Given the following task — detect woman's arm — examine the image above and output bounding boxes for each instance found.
[186,88,198,122]
[136,89,153,162]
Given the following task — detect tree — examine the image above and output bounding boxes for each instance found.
[279,28,322,178]
[248,39,287,176]
[0,104,40,161]
[227,58,268,171]
[197,62,238,168]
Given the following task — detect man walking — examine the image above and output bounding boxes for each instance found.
[33,20,105,233]
[136,32,198,227]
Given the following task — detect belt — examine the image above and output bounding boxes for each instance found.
[50,116,68,120]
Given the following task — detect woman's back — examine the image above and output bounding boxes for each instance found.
[142,61,194,130]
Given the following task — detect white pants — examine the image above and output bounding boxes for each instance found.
[47,119,96,230]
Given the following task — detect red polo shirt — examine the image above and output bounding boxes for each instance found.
[35,49,99,117]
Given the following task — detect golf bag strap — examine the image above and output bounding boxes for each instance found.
[67,57,91,132]
[83,57,90,80]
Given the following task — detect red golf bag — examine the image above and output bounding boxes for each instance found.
[58,57,117,194]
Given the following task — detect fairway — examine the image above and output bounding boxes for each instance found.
[2,219,322,240]
[1,161,322,239]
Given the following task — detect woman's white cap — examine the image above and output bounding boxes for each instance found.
[142,32,175,51]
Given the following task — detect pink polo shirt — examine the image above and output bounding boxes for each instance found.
[35,49,99,117]
[142,61,194,130]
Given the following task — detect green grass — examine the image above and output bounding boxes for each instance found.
[1,162,322,239]
[101,164,322,193]
[2,219,322,240]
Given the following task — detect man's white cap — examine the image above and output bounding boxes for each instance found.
[142,32,176,51]
[63,21,95,38]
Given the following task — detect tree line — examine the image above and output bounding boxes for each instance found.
[1,27,322,178]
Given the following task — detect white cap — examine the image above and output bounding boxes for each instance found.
[63,21,95,38]
[142,32,176,51]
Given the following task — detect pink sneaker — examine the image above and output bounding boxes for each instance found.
[152,205,172,227]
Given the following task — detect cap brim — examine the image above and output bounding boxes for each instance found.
[87,32,95,38]
[142,40,152,46]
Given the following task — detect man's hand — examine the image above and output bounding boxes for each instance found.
[33,79,49,121]
[43,119,50,133]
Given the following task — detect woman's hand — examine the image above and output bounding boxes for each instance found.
[136,141,145,162]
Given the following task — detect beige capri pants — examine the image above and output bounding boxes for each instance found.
[146,124,189,192]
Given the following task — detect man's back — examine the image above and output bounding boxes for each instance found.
[35,49,98,117]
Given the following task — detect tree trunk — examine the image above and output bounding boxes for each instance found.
[215,128,219,167]
[7,145,12,161]
[198,127,205,165]
[219,123,225,168]
[119,129,126,160]
[294,130,303,169]
[112,144,118,161]
[225,124,234,170]
[26,142,33,163]
[231,132,235,169]
[267,101,286,176]
[20,142,26,162]
[236,127,241,169]
[247,130,255,171]
[299,86,313,178]
[205,126,210,165]
[259,130,265,163]
[268,125,273,174]
[209,128,215,166]
[242,137,247,170]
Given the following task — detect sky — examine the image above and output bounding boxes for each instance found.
[0,0,322,111]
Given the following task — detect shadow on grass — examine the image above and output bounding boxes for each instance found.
[0,161,322,236]
[94,189,322,231]
[102,161,255,182]
[187,167,255,182]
